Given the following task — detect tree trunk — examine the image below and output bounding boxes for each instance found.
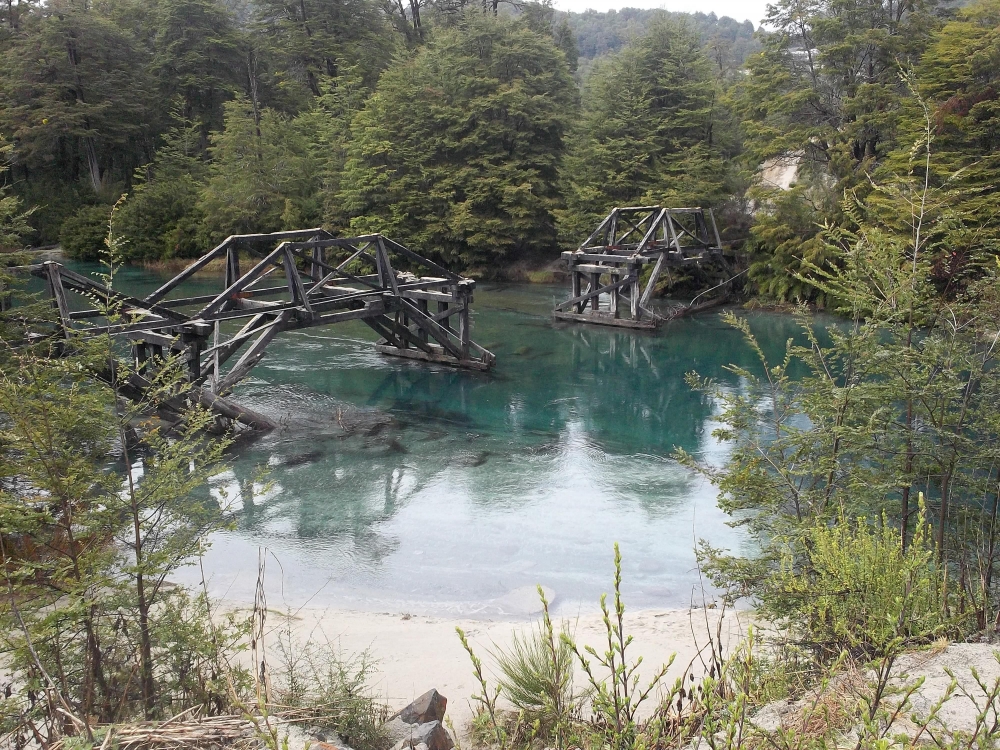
[409,0,423,39]
[83,136,102,193]
[65,30,102,193]
[136,572,155,718]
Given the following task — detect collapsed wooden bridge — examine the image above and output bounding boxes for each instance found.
[21,229,494,431]
[554,206,729,329]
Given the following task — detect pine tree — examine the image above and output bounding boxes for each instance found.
[873,0,1000,291]
[118,117,209,260]
[0,0,159,195]
[733,0,942,301]
[149,0,244,136]
[252,0,398,99]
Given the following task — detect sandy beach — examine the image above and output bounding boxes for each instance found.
[248,600,751,736]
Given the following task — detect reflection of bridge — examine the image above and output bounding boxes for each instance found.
[554,206,729,330]
[21,229,494,431]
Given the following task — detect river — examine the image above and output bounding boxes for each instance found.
[73,266,807,616]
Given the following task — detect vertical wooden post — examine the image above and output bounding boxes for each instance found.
[212,321,221,392]
[417,298,429,343]
[310,245,323,281]
[630,263,640,320]
[397,309,409,349]
[590,273,600,311]
[135,342,148,373]
[187,339,201,381]
[45,264,71,337]
[459,296,470,359]
[226,246,240,287]
[438,299,453,333]
[610,272,619,318]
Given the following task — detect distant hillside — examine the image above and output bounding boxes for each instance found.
[559,7,759,68]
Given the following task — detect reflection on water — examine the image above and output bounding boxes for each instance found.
[81,266,805,616]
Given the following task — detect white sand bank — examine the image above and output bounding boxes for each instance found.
[250,602,751,735]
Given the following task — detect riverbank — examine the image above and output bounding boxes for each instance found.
[237,603,748,736]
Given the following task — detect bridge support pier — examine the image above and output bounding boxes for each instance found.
[554,206,726,330]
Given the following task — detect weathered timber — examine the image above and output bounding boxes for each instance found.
[17,231,495,433]
[554,206,729,329]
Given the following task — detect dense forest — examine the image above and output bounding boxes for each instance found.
[0,0,999,294]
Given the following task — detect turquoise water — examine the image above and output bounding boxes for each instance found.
[52,266,808,616]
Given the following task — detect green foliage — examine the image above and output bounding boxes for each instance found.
[0,137,32,250]
[200,97,319,240]
[732,0,942,300]
[271,619,389,750]
[252,0,398,98]
[294,68,374,225]
[0,208,247,744]
[767,502,956,659]
[561,544,673,750]
[561,7,757,70]
[875,2,1000,290]
[681,149,1000,653]
[0,0,161,198]
[59,204,113,260]
[557,20,730,244]
[459,552,687,750]
[340,11,575,274]
[117,118,208,260]
[745,185,839,304]
[149,0,243,133]
[493,587,576,744]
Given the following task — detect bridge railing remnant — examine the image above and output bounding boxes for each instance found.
[15,229,495,432]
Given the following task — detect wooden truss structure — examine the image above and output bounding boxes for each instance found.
[20,229,494,432]
[554,206,726,329]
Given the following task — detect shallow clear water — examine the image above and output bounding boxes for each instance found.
[62,267,808,616]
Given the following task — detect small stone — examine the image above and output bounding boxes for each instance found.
[388,721,453,750]
[396,689,448,725]
[384,717,412,744]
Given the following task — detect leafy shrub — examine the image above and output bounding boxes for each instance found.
[494,587,576,744]
[561,544,674,750]
[60,204,112,260]
[761,500,961,659]
[118,173,205,261]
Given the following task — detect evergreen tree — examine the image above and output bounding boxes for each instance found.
[553,17,579,73]
[557,20,728,244]
[339,11,575,274]
[0,0,159,195]
[873,0,1000,292]
[199,96,318,240]
[292,69,371,228]
[252,0,398,99]
[149,0,244,136]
